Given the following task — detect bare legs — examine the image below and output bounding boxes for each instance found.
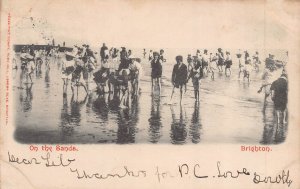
[225,68,231,77]
[152,77,161,93]
[62,78,69,94]
[71,79,88,95]
[276,109,287,124]
[211,70,215,79]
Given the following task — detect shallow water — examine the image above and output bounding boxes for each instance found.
[13,50,288,144]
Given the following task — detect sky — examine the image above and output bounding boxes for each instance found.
[5,0,300,50]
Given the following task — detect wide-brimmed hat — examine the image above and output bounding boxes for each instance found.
[65,51,75,58]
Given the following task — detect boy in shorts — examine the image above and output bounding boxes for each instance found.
[171,55,188,103]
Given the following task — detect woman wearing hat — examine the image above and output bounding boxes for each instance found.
[151,52,163,92]
[61,52,76,94]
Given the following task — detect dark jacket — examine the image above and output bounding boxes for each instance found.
[172,63,188,86]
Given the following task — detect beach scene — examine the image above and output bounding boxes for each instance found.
[12,46,288,145]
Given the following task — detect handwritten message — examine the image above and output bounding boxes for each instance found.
[7,145,293,188]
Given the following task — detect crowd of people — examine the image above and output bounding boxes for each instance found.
[14,43,288,124]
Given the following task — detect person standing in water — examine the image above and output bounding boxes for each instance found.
[148,50,153,61]
[100,43,108,64]
[252,51,261,72]
[202,49,209,76]
[209,53,218,79]
[244,50,250,63]
[217,48,224,72]
[187,56,202,101]
[270,73,288,124]
[243,59,252,82]
[151,52,163,93]
[171,55,188,103]
[159,49,166,63]
[25,53,36,83]
[143,49,147,59]
[61,51,76,94]
[237,50,243,78]
[224,51,232,76]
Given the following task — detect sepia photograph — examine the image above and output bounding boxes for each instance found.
[13,42,289,144]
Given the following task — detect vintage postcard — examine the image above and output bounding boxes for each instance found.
[1,0,299,188]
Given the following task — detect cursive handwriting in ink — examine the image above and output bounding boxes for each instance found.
[217,161,250,178]
[178,164,208,179]
[8,151,41,165]
[70,166,146,180]
[155,166,175,182]
[194,164,209,178]
[41,152,75,167]
[253,170,292,187]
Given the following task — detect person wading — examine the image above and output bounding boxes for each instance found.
[170,55,188,104]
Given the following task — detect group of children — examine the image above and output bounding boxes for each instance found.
[18,45,54,83]
[61,44,97,95]
[16,44,288,122]
[149,48,253,103]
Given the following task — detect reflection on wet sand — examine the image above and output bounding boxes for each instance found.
[19,83,33,113]
[45,68,50,89]
[148,94,163,143]
[170,105,187,144]
[116,95,139,144]
[189,101,202,144]
[60,93,88,137]
[260,100,287,144]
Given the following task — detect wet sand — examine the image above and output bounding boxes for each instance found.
[13,50,288,144]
